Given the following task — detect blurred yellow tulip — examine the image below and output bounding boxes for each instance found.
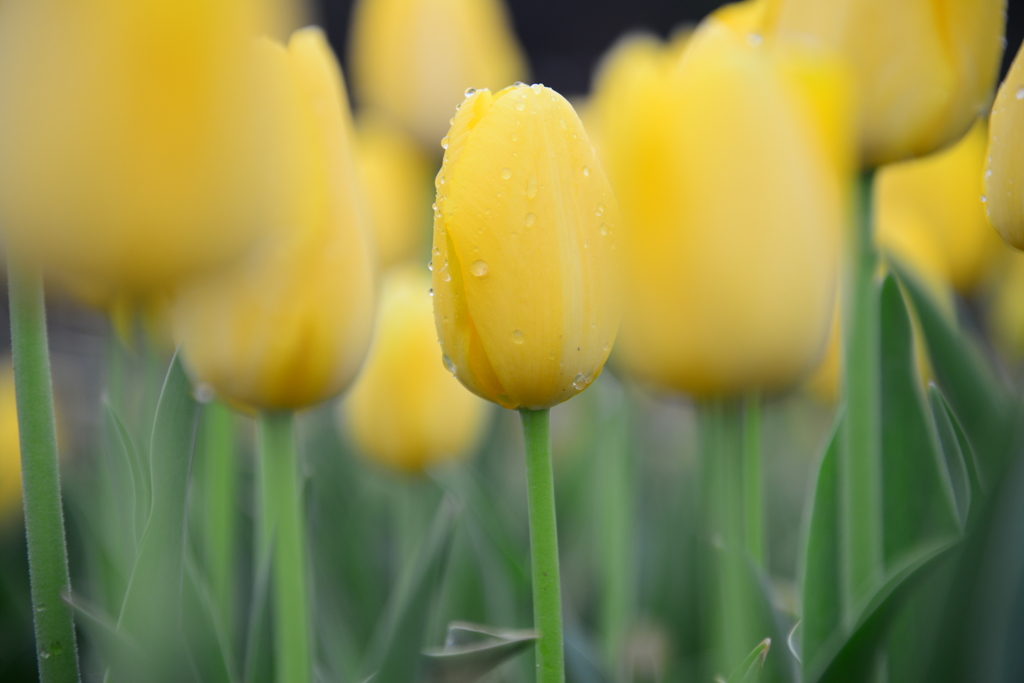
[356,117,434,268]
[988,253,1024,362]
[985,42,1024,250]
[349,0,528,150]
[592,9,854,398]
[876,120,1002,294]
[0,0,283,293]
[175,28,376,411]
[762,0,1006,167]
[343,265,489,473]
[432,84,621,410]
[0,361,22,523]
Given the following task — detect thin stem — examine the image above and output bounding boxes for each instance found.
[8,261,82,682]
[520,408,565,683]
[842,171,883,617]
[742,393,764,569]
[258,412,311,683]
[202,401,237,644]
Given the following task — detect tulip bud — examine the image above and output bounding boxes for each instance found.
[349,0,528,150]
[877,120,1003,294]
[343,265,489,472]
[432,84,621,410]
[356,116,434,268]
[0,361,22,523]
[985,42,1024,250]
[174,28,376,411]
[0,0,281,293]
[762,0,1006,167]
[591,10,854,398]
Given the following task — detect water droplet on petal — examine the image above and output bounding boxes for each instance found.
[427,260,433,271]
[440,136,449,149]
[981,195,988,203]
[514,81,527,87]
[501,168,512,180]
[582,166,590,176]
[596,203,607,217]
[443,355,456,374]
[559,118,568,130]
[470,260,489,277]
[516,100,526,111]
[573,373,588,390]
[512,132,519,141]
[465,87,477,97]
[1016,87,1024,101]
[432,246,440,257]
[531,84,543,93]
[439,266,451,281]
[428,288,434,296]
[525,213,537,227]
[512,330,524,344]
[599,223,610,235]
[526,175,538,199]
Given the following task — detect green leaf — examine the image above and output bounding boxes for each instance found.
[363,496,461,683]
[725,639,771,683]
[101,404,139,560]
[927,387,972,529]
[891,262,1014,480]
[64,592,143,680]
[104,401,151,544]
[420,622,536,683]
[929,388,986,525]
[244,533,275,683]
[879,276,960,567]
[181,554,235,683]
[800,414,842,669]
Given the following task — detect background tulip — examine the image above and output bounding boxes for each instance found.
[432,83,621,411]
[0,0,281,293]
[349,0,528,150]
[877,120,1003,294]
[343,265,489,473]
[0,361,22,523]
[174,28,376,411]
[762,0,1006,167]
[593,11,853,398]
[356,116,434,268]
[985,41,1024,250]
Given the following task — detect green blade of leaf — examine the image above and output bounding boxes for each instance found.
[725,639,771,683]
[420,622,536,683]
[927,387,971,529]
[104,401,151,543]
[244,532,275,683]
[363,495,461,683]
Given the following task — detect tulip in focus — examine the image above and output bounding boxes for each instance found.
[175,28,376,411]
[877,120,1003,294]
[349,0,528,150]
[591,8,853,398]
[356,117,434,268]
[985,42,1024,250]
[432,83,621,410]
[762,0,1006,167]
[343,265,489,473]
[0,361,21,523]
[0,0,281,293]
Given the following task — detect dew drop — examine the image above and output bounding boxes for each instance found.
[439,175,446,185]
[432,246,440,257]
[512,329,524,344]
[194,383,216,404]
[512,132,519,142]
[449,117,455,125]
[596,202,607,217]
[525,213,537,227]
[1017,87,1024,101]
[440,136,449,149]
[470,260,489,277]
[427,260,433,271]
[582,165,591,176]
[439,266,451,281]
[531,83,543,93]
[986,169,993,179]
[516,100,526,111]
[501,167,512,180]
[573,373,588,391]
[981,195,988,203]
[599,223,610,236]
[428,288,434,296]
[559,118,568,131]
[526,175,538,199]
[514,81,527,87]
[465,87,477,97]
[442,355,456,374]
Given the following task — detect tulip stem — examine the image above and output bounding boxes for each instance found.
[842,171,883,619]
[7,260,82,683]
[257,412,311,683]
[520,408,565,683]
[742,393,764,569]
[202,401,238,644]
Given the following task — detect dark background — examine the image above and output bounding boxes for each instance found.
[316,0,1024,99]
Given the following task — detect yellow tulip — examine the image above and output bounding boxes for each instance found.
[985,42,1024,250]
[591,9,854,398]
[0,361,22,523]
[349,0,528,150]
[356,116,434,268]
[343,265,489,473]
[0,0,282,293]
[762,0,1006,167]
[876,120,1002,294]
[432,84,621,410]
[174,28,376,411]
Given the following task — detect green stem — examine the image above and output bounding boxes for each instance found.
[8,261,82,682]
[597,393,632,669]
[520,409,565,683]
[202,401,237,643]
[258,412,311,683]
[842,171,883,617]
[742,394,764,569]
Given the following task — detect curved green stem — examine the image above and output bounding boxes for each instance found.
[202,401,237,643]
[520,408,565,683]
[258,412,311,683]
[8,261,82,682]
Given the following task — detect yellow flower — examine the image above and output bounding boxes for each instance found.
[174,28,376,411]
[0,361,21,523]
[343,265,489,473]
[356,116,434,268]
[876,120,1002,294]
[591,9,853,398]
[0,0,280,293]
[762,0,1006,167]
[432,84,621,410]
[348,0,528,150]
[985,42,1024,250]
